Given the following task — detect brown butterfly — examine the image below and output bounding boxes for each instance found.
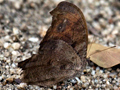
[18,1,88,87]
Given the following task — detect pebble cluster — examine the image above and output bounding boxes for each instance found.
[0,0,120,89]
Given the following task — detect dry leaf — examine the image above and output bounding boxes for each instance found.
[87,43,120,68]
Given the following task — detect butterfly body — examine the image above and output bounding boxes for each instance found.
[18,1,88,87]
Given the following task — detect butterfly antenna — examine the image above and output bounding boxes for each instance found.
[88,45,116,57]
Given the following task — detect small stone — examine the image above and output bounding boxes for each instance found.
[96,67,100,71]
[83,82,89,87]
[101,84,106,88]
[112,29,118,35]
[52,0,61,4]
[86,14,92,22]
[39,26,47,37]
[0,76,2,81]
[94,79,98,83]
[92,22,101,31]
[13,27,19,35]
[17,83,27,89]
[113,86,119,90]
[4,35,11,41]
[86,68,91,72]
[0,14,3,19]
[91,70,96,75]
[30,2,36,8]
[6,65,9,69]
[71,79,77,83]
[0,39,4,46]
[99,70,103,74]
[4,51,10,57]
[10,68,15,74]
[12,43,21,50]
[95,1,100,6]
[106,81,110,85]
[28,37,39,42]
[99,18,107,28]
[109,72,116,77]
[53,85,57,89]
[117,21,120,28]
[4,42,11,49]
[69,87,74,90]
[39,29,47,37]
[75,77,81,84]
[48,89,52,90]
[81,76,86,83]
[21,23,28,32]
[12,63,16,68]
[103,74,108,78]
[13,1,22,10]
[12,51,19,56]
[0,0,3,3]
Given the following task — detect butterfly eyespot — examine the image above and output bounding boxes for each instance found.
[58,25,62,30]
[57,19,67,32]
[57,23,65,32]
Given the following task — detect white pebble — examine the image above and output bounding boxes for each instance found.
[13,1,22,10]
[86,14,92,22]
[99,70,103,74]
[0,76,2,80]
[92,22,101,30]
[4,42,11,49]
[39,26,47,37]
[81,76,86,83]
[17,83,27,89]
[99,18,106,27]
[4,35,11,41]
[28,37,39,42]
[117,21,120,27]
[53,85,57,89]
[71,79,77,83]
[35,86,41,89]
[12,42,21,50]
[13,27,19,35]
[12,51,19,56]
[106,81,110,85]
[12,63,16,68]
[103,74,108,78]
[109,72,116,77]
[4,51,10,57]
[108,43,115,47]
[112,29,118,35]
[88,0,93,3]
[94,79,98,83]
[6,59,10,63]
[10,68,15,74]
[6,65,9,69]
[52,0,62,4]
[75,77,81,84]
[0,0,3,3]
[91,70,96,75]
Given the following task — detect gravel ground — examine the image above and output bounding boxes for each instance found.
[0,0,120,90]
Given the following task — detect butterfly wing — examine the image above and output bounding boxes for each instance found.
[18,40,82,87]
[40,1,88,69]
